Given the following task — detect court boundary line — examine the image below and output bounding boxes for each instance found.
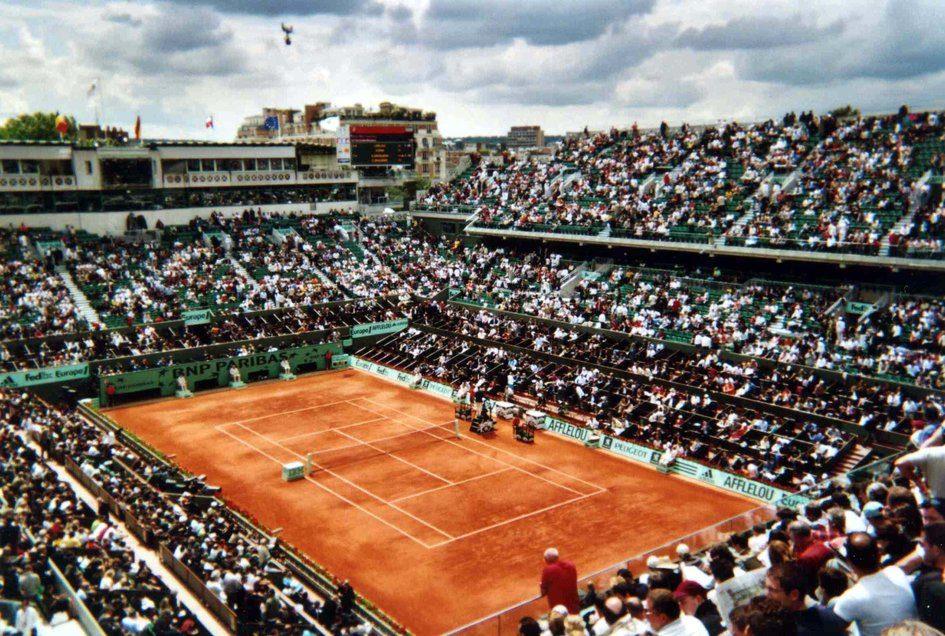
[350,397,609,497]
[388,468,513,503]
[215,425,439,549]
[214,398,602,549]
[427,490,605,547]
[274,416,388,442]
[224,398,376,428]
[265,421,460,457]
[330,426,454,485]
[229,422,458,541]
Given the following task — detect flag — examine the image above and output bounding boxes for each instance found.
[205,115,214,129]
[262,116,279,131]
[134,115,141,140]
[55,114,69,135]
[87,81,97,98]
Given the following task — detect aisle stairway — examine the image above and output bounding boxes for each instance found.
[831,442,872,477]
[56,267,102,326]
[879,170,932,256]
[229,256,261,290]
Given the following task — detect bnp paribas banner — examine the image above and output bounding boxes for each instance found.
[350,319,409,339]
[0,363,90,388]
[544,416,808,507]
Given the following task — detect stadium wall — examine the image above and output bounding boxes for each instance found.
[0,200,357,234]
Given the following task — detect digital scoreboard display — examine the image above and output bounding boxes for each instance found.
[348,125,415,167]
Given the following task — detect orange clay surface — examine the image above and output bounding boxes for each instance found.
[106,369,757,635]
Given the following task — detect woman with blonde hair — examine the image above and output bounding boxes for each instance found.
[882,621,945,636]
[564,615,587,636]
[766,540,795,566]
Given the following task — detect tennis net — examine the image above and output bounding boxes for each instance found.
[306,424,456,473]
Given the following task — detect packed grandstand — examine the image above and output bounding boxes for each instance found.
[1,106,945,636]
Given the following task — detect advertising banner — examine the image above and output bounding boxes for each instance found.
[0,363,90,388]
[350,319,409,339]
[101,342,342,405]
[182,309,213,326]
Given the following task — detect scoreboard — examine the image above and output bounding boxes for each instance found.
[340,125,415,168]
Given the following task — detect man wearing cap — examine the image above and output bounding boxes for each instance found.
[674,581,723,635]
[676,544,713,589]
[540,548,580,614]
[912,522,945,631]
[861,501,885,534]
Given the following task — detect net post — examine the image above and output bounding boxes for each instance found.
[453,418,461,439]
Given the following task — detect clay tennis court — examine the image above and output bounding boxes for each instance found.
[105,368,758,634]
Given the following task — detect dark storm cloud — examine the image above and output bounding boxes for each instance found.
[739,0,945,86]
[85,5,250,78]
[409,0,655,50]
[162,0,380,16]
[677,15,844,50]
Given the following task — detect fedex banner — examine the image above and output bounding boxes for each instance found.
[0,363,90,388]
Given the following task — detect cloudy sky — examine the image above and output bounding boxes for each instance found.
[1,0,943,139]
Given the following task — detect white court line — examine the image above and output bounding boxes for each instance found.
[389,468,513,503]
[215,425,435,549]
[330,426,454,485]
[274,417,388,442]
[232,422,456,541]
[222,398,370,427]
[427,490,606,547]
[354,396,610,495]
[351,398,607,497]
[275,422,458,456]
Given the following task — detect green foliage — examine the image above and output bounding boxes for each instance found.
[829,105,861,119]
[0,112,76,141]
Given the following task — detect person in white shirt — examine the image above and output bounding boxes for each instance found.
[15,598,40,636]
[832,532,918,636]
[896,444,945,500]
[645,589,708,635]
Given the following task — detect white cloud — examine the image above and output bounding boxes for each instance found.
[0,0,943,139]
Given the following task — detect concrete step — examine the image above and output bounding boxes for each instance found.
[229,256,260,290]
[56,267,101,326]
[559,263,589,298]
[832,442,872,477]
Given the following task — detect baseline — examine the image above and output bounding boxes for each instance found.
[230,422,457,542]
[350,397,608,497]
[214,425,439,549]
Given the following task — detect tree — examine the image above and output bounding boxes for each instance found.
[829,105,860,119]
[0,112,77,141]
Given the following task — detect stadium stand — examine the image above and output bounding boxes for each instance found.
[4,107,945,635]
[419,109,945,260]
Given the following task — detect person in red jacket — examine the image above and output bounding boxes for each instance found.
[540,548,580,613]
